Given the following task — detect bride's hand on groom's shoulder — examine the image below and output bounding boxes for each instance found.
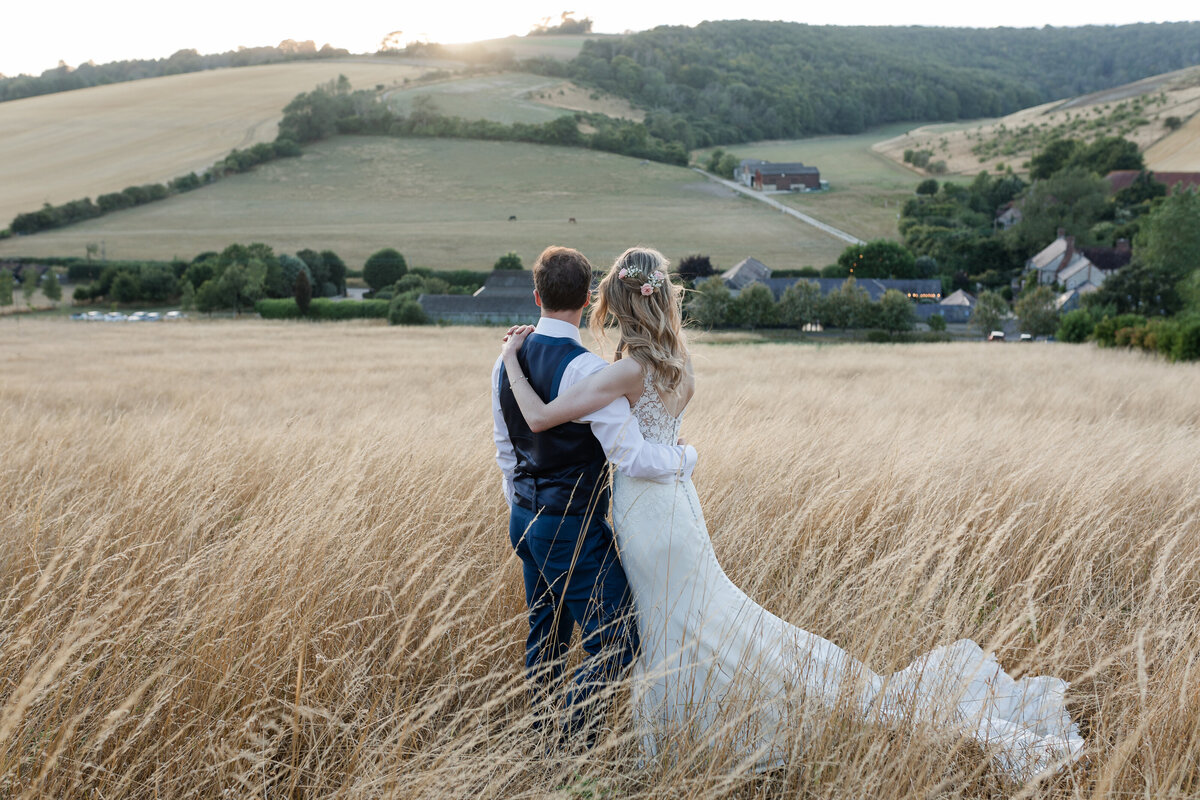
[501,325,535,359]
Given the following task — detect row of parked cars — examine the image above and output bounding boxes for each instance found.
[70,310,187,322]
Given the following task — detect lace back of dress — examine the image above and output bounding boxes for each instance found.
[631,367,682,445]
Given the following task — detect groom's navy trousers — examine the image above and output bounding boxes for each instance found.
[508,500,639,734]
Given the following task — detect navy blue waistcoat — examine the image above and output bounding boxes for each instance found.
[499,333,609,518]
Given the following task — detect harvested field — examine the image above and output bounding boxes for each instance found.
[2,319,1198,798]
[873,67,1200,176]
[0,137,850,270]
[0,59,424,225]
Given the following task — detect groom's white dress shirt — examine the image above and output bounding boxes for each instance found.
[492,316,697,508]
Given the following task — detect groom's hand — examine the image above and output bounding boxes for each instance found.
[677,436,688,446]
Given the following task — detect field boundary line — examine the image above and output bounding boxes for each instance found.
[691,168,865,245]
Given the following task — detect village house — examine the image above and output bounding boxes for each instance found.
[721,257,772,291]
[1026,230,1131,295]
[995,203,1023,230]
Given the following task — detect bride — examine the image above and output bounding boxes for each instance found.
[500,246,1085,779]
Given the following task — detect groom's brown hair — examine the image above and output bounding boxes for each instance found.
[533,246,592,311]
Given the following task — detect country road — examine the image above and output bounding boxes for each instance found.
[692,168,865,245]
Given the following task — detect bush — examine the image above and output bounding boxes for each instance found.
[916,179,939,195]
[1093,313,1147,347]
[928,314,947,332]
[255,298,303,319]
[1175,319,1200,361]
[388,297,429,325]
[494,252,523,270]
[865,330,892,343]
[1056,309,1094,343]
[364,248,408,290]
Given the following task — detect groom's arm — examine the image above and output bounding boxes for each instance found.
[565,353,697,483]
[490,356,516,507]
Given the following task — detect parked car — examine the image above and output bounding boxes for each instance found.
[164,311,185,320]
[1019,333,1033,342]
[988,330,1006,341]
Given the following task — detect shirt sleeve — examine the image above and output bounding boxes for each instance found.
[563,353,697,483]
[491,356,516,507]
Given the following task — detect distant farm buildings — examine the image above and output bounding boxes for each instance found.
[719,257,967,323]
[418,270,538,325]
[734,159,826,192]
[1107,170,1200,195]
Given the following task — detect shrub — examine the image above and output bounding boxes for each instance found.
[388,297,429,325]
[865,330,892,343]
[916,179,939,195]
[1175,319,1200,361]
[255,298,303,319]
[494,252,523,270]
[1113,327,1137,348]
[1056,309,1094,343]
[1093,313,1147,346]
[928,314,947,332]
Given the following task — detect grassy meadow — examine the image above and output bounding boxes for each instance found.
[1,319,1198,798]
[384,73,643,126]
[0,59,426,225]
[0,137,851,270]
[699,124,931,244]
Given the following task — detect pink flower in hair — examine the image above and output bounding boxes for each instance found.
[619,268,628,279]
[653,271,666,282]
[640,283,654,296]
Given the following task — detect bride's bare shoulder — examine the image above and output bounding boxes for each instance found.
[604,357,645,389]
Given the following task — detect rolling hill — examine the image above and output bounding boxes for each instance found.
[0,59,424,225]
[0,137,851,270]
[873,66,1200,175]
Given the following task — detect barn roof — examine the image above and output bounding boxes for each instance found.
[1107,170,1200,195]
[755,162,820,175]
[722,257,772,290]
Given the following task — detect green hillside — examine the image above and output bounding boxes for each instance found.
[0,138,850,270]
[539,21,1200,145]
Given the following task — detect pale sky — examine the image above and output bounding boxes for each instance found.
[2,0,1197,78]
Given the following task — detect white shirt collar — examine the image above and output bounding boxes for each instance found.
[535,316,583,345]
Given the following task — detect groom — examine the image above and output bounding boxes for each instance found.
[491,245,696,747]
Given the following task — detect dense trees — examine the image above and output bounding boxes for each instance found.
[837,240,917,279]
[543,21,1200,147]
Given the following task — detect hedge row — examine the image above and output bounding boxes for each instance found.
[1093,313,1200,361]
[255,298,389,320]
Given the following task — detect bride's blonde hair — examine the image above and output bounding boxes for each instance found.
[589,246,687,393]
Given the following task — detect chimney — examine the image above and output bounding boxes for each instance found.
[1116,238,1131,254]
[1060,236,1075,278]
[1057,227,1066,239]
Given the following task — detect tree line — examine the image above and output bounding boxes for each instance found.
[527,20,1200,148]
[283,83,688,165]
[0,41,350,103]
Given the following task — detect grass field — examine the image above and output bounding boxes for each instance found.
[383,72,642,126]
[697,124,932,244]
[0,137,851,270]
[1,319,1198,798]
[0,59,425,226]
[873,67,1200,177]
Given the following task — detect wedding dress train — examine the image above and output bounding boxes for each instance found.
[611,371,1085,779]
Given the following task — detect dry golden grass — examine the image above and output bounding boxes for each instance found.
[874,67,1200,175]
[2,319,1199,799]
[0,60,424,224]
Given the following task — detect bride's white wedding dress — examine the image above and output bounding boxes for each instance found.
[611,370,1085,779]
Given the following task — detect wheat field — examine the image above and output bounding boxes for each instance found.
[1,319,1198,799]
[0,59,424,225]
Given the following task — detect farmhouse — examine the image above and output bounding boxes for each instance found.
[417,270,539,325]
[733,159,823,191]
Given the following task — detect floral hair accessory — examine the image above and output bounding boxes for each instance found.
[620,263,666,294]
